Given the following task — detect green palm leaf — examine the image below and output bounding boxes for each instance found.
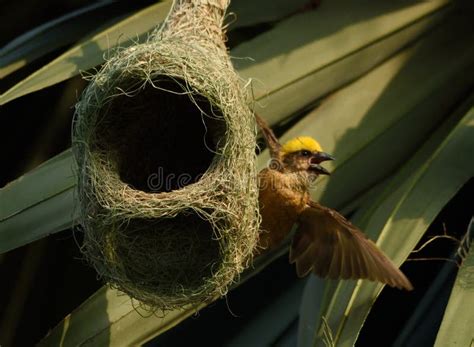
[0,2,143,78]
[2,1,467,345]
[434,220,474,347]
[0,1,173,105]
[302,102,474,346]
[0,0,451,254]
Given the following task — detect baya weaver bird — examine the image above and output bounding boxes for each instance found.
[255,114,413,290]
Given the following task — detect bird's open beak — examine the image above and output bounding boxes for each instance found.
[309,152,334,175]
[312,152,335,163]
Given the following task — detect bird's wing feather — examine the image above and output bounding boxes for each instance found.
[255,113,282,163]
[290,201,413,290]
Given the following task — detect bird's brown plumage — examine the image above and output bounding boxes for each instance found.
[255,114,413,290]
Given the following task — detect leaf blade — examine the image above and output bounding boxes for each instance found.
[236,0,452,125]
[259,12,474,208]
[3,1,467,345]
[311,104,474,347]
[0,0,453,254]
[0,2,141,78]
[0,1,173,105]
[434,221,474,347]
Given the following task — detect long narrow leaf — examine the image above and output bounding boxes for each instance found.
[225,281,306,346]
[0,150,76,253]
[259,12,474,209]
[3,2,462,345]
[0,2,136,78]
[307,104,474,347]
[0,1,173,105]
[299,95,473,346]
[227,0,309,29]
[0,0,454,255]
[434,221,474,347]
[0,0,319,105]
[0,0,450,107]
[38,237,295,346]
[236,0,451,125]
[36,285,210,347]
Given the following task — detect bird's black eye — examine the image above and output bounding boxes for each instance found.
[301,150,311,157]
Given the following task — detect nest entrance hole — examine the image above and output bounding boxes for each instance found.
[97,76,225,193]
[112,212,221,293]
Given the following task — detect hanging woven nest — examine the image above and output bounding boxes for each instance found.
[72,0,260,310]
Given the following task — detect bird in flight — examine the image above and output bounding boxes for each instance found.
[255,114,413,290]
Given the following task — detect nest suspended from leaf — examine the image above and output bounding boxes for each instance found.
[72,0,260,310]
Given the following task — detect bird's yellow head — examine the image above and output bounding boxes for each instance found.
[281,136,323,155]
[279,136,334,176]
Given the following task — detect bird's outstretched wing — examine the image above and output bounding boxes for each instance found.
[289,201,413,290]
[255,113,282,162]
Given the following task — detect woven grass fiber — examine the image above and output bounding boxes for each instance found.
[72,0,260,310]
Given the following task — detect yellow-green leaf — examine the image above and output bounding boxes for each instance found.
[0,0,316,105]
[309,103,474,347]
[38,286,209,346]
[259,12,474,209]
[0,150,76,253]
[0,1,173,105]
[0,2,139,78]
[0,0,450,254]
[434,221,474,347]
[2,1,462,344]
[237,0,451,125]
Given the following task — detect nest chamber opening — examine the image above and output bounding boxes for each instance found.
[108,213,221,302]
[96,76,224,193]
